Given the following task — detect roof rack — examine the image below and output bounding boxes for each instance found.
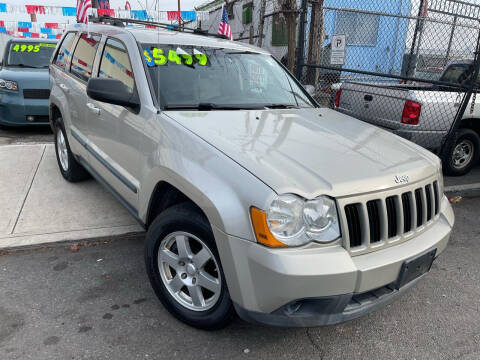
[88,15,230,40]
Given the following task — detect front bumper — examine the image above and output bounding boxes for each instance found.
[0,91,49,126]
[214,196,454,327]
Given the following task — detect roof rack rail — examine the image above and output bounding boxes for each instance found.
[88,15,230,40]
[89,15,125,27]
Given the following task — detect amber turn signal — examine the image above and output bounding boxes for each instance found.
[250,207,287,248]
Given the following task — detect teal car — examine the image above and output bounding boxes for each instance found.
[0,38,57,126]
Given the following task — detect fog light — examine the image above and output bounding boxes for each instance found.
[27,115,34,122]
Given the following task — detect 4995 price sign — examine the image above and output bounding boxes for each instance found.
[12,43,56,53]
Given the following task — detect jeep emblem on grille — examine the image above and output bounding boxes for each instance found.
[394,175,410,184]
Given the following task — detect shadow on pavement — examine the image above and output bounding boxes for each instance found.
[0,124,53,145]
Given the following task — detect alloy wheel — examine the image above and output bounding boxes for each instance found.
[157,231,222,311]
[56,129,69,172]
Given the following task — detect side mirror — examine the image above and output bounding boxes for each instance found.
[304,84,315,96]
[87,78,139,109]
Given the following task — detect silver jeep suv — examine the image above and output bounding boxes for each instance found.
[49,22,454,329]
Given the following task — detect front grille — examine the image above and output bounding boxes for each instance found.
[367,200,381,243]
[385,196,398,238]
[342,179,441,253]
[415,188,423,227]
[402,192,412,233]
[345,204,362,248]
[23,89,50,99]
[433,181,439,214]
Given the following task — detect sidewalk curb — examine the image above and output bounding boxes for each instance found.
[0,231,145,254]
[445,182,480,198]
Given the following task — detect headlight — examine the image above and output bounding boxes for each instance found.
[267,194,305,240]
[303,197,340,242]
[0,79,18,91]
[251,194,340,247]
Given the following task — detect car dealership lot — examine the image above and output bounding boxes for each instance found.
[0,197,478,360]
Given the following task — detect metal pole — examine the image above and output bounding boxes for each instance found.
[295,0,308,79]
[440,28,480,159]
[445,15,457,65]
[406,0,425,78]
[178,0,182,28]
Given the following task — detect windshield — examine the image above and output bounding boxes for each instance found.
[6,42,56,68]
[141,44,315,109]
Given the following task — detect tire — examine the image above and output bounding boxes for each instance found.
[442,128,480,176]
[145,203,235,330]
[54,119,90,182]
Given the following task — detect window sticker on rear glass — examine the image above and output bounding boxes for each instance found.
[12,43,56,53]
[143,46,208,67]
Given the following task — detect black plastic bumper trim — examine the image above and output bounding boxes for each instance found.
[234,274,425,327]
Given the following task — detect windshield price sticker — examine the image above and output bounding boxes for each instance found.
[12,43,56,53]
[143,47,208,67]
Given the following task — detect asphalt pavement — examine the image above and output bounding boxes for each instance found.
[0,197,479,360]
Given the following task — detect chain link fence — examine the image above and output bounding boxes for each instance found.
[199,0,480,175]
[296,0,480,175]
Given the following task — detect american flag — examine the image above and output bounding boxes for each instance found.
[98,0,111,9]
[218,6,232,40]
[76,0,92,24]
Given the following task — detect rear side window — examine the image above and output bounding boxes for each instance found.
[98,38,135,93]
[53,32,76,69]
[70,33,101,82]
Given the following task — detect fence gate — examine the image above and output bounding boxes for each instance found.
[298,0,480,174]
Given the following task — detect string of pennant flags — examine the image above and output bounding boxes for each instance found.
[0,3,210,22]
[0,21,67,38]
[0,3,210,38]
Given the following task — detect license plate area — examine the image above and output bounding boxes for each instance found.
[396,249,437,289]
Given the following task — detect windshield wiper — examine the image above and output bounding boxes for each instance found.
[164,103,265,110]
[263,104,299,109]
[13,64,44,69]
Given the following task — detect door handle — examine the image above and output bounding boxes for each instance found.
[59,83,69,93]
[86,103,100,115]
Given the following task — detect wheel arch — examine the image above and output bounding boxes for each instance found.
[138,160,269,241]
[145,180,211,230]
[459,117,480,136]
[49,102,62,132]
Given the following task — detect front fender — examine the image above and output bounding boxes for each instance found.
[137,114,276,241]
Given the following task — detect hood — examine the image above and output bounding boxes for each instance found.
[166,107,440,198]
[0,67,50,90]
